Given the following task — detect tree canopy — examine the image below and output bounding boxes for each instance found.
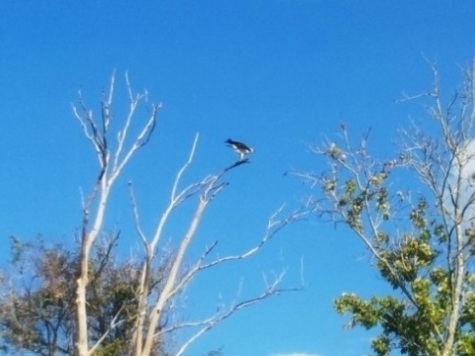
[0,235,171,356]
[299,58,475,355]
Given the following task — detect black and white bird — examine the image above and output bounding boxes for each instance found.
[225,138,254,161]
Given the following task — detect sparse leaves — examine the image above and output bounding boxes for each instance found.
[302,58,475,355]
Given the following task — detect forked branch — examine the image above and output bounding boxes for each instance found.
[71,72,160,356]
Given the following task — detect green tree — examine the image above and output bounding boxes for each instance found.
[0,235,170,356]
[299,58,475,355]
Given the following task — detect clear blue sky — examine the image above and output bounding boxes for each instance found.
[1,1,475,355]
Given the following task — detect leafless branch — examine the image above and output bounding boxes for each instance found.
[127,182,148,248]
[126,131,302,355]
[88,305,125,355]
[199,206,306,270]
[164,270,300,356]
[72,72,160,356]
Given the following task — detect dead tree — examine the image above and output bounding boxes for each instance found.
[72,73,303,356]
[72,72,158,356]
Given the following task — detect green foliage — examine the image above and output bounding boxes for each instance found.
[330,176,475,355]
[9,235,25,265]
[0,236,169,356]
[309,61,475,356]
[0,238,77,355]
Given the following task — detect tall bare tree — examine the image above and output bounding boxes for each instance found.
[296,58,475,355]
[71,72,159,356]
[70,73,302,356]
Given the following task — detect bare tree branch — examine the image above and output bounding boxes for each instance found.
[127,182,148,249]
[71,72,160,356]
[169,270,301,356]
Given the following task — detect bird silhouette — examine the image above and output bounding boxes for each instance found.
[225,138,254,161]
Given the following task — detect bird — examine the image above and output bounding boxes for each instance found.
[225,138,254,161]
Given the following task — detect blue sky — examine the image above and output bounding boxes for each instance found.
[1,1,475,355]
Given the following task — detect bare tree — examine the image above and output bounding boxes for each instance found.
[72,72,159,356]
[71,73,303,356]
[296,57,475,355]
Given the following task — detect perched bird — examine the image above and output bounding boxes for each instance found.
[225,138,254,161]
